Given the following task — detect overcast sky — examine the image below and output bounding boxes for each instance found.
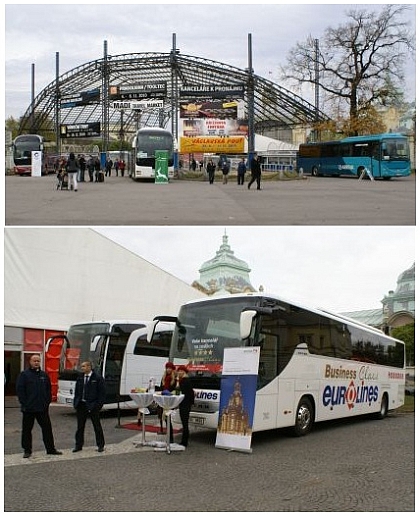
[4,3,416,119]
[95,226,415,313]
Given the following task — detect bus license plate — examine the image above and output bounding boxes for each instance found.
[190,416,205,425]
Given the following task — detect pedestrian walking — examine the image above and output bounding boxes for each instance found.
[66,152,79,191]
[72,361,106,453]
[87,156,95,182]
[94,157,101,182]
[78,154,86,182]
[207,159,216,184]
[237,158,247,185]
[248,152,262,190]
[105,158,113,177]
[222,161,230,184]
[114,159,119,176]
[119,159,126,177]
[16,354,62,458]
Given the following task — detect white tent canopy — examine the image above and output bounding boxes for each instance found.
[5,228,204,330]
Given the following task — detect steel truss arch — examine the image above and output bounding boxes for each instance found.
[19,51,327,142]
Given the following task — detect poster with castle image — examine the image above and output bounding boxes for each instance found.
[215,347,260,453]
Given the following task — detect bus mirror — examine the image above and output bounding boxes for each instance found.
[91,335,102,352]
[240,310,257,340]
[146,320,159,343]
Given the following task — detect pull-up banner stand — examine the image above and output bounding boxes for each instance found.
[215,347,260,453]
[155,150,169,184]
[31,151,42,177]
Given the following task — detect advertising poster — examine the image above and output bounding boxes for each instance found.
[31,151,42,177]
[179,136,245,154]
[215,347,260,453]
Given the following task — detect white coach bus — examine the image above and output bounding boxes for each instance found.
[47,320,174,409]
[149,293,405,436]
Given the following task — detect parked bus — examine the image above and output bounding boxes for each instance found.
[12,134,44,175]
[297,133,411,179]
[149,293,405,436]
[47,320,174,409]
[131,127,174,180]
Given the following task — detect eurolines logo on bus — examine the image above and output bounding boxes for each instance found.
[323,364,379,410]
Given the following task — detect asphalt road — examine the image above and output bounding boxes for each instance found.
[5,173,416,226]
[4,399,415,511]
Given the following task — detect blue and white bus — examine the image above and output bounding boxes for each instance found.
[131,127,174,180]
[149,293,405,436]
[297,133,411,179]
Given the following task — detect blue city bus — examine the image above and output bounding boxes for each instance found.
[297,133,411,179]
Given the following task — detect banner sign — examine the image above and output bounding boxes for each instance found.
[60,88,100,108]
[182,119,248,137]
[31,151,42,177]
[180,136,245,154]
[180,100,238,120]
[109,82,167,100]
[60,122,101,138]
[215,347,260,453]
[180,84,245,99]
[112,100,164,110]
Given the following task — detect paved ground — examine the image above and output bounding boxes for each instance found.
[5,173,416,225]
[4,397,415,511]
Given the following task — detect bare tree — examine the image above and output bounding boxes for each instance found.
[281,5,415,133]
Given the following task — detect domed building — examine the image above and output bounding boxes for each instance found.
[192,233,256,295]
[382,262,415,331]
[341,262,415,333]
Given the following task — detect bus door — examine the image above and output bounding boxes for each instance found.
[102,334,126,404]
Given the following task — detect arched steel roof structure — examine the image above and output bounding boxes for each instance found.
[19,51,326,144]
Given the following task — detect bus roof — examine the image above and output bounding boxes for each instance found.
[341,133,406,143]
[180,292,402,344]
[300,133,407,147]
[69,319,149,327]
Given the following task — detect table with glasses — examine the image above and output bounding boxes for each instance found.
[152,393,185,454]
[129,392,155,446]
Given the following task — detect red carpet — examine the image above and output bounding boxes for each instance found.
[121,422,180,433]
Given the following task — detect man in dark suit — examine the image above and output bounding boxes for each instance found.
[72,361,106,453]
[16,354,62,458]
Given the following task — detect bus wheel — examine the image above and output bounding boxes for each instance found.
[375,393,389,420]
[312,167,319,177]
[293,397,314,436]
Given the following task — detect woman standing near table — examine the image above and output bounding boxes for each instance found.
[157,362,176,434]
[175,365,195,448]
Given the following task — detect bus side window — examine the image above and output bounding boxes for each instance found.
[258,333,278,387]
[372,142,380,161]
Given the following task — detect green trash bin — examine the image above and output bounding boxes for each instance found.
[155,150,169,184]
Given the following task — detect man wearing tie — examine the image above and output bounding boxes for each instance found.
[73,361,106,453]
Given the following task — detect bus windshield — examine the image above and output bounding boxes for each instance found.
[61,322,110,373]
[13,135,43,165]
[170,297,259,374]
[135,132,174,161]
[381,138,410,160]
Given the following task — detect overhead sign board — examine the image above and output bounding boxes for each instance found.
[111,100,164,110]
[60,88,100,108]
[109,82,167,100]
[60,122,101,138]
[180,84,245,99]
